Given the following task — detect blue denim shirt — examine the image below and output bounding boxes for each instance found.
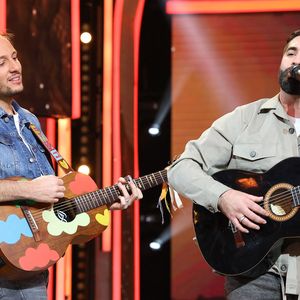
[0,100,54,179]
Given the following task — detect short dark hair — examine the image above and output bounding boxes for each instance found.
[284,29,300,52]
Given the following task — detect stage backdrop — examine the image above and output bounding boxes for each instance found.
[171,11,300,300]
[7,0,72,118]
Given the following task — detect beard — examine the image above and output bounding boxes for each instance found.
[279,66,300,95]
[0,84,23,99]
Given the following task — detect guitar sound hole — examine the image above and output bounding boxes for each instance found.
[269,188,292,216]
[53,200,76,222]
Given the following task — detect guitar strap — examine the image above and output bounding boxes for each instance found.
[29,123,74,174]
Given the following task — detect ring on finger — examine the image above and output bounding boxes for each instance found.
[239,215,246,223]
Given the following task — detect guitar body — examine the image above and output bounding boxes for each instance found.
[193,157,300,276]
[0,171,109,280]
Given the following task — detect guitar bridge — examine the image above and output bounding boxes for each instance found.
[21,206,41,242]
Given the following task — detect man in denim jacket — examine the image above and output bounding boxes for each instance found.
[168,29,300,299]
[0,33,142,299]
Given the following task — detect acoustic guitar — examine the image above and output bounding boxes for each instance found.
[0,169,167,280]
[193,157,300,276]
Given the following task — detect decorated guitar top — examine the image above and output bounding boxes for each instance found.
[0,169,167,280]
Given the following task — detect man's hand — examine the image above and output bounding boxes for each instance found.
[218,189,268,233]
[109,176,143,210]
[27,175,65,203]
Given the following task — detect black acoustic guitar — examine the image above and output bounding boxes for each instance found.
[193,157,300,276]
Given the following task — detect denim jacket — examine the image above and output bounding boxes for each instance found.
[0,100,54,179]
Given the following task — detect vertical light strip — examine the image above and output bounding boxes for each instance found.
[112,0,123,299]
[102,0,113,252]
[71,0,81,119]
[0,0,6,32]
[46,118,56,300]
[56,118,72,300]
[133,1,145,299]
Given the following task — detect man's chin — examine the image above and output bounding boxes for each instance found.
[9,86,24,96]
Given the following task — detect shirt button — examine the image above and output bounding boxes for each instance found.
[250,151,256,158]
[29,157,36,163]
[289,128,295,134]
[281,264,287,272]
[4,117,9,123]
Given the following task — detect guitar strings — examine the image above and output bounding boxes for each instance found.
[31,181,295,222]
[26,172,166,221]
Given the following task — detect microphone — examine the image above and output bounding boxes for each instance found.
[290,65,300,81]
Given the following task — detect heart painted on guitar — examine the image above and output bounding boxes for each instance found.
[68,173,98,195]
[19,243,59,271]
[95,209,110,226]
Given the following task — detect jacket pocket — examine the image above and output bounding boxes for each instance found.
[0,135,18,176]
[232,143,277,172]
[233,143,276,161]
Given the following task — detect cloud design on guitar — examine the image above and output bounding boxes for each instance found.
[0,214,32,244]
[42,210,90,236]
[95,209,110,226]
[19,243,59,271]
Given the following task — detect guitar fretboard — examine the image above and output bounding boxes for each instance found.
[74,169,168,213]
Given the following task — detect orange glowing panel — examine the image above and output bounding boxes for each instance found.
[71,0,81,119]
[112,0,124,298]
[166,0,300,14]
[237,177,259,189]
[46,118,56,300]
[0,0,6,31]
[133,1,146,300]
[56,119,72,300]
[102,0,113,253]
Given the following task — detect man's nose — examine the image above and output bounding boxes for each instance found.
[9,59,19,71]
[292,53,300,65]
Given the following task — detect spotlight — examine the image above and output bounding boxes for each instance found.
[80,32,92,44]
[149,240,161,250]
[148,124,160,136]
[78,164,91,175]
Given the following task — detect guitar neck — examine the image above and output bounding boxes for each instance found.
[74,169,168,213]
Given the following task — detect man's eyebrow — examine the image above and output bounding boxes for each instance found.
[0,51,17,59]
[286,46,298,52]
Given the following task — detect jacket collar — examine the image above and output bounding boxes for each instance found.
[259,94,289,121]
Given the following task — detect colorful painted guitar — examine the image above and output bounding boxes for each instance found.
[193,157,300,276]
[0,169,167,280]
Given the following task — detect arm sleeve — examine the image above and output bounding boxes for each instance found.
[167,107,247,212]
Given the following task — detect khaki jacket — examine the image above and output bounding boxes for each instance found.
[168,94,298,212]
[168,94,300,296]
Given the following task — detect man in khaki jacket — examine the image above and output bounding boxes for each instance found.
[168,29,300,299]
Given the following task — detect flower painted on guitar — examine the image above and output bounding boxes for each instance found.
[18,243,59,271]
[0,214,33,244]
[95,209,110,226]
[42,210,90,236]
[68,173,98,195]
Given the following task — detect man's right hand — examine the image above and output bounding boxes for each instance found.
[29,175,65,203]
[218,189,269,233]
